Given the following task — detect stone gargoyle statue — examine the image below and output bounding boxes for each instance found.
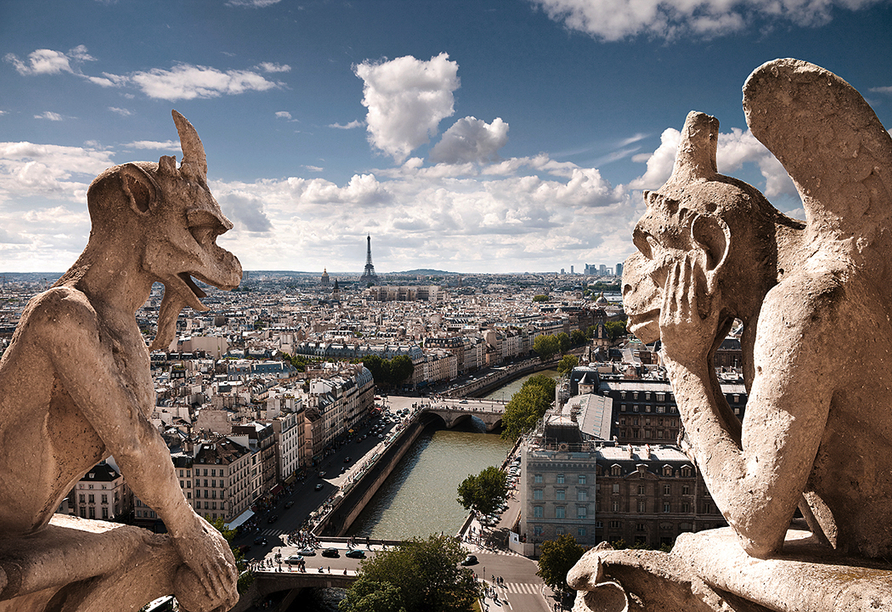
[0,111,242,612]
[568,59,892,611]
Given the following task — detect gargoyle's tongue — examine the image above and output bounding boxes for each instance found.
[148,274,209,352]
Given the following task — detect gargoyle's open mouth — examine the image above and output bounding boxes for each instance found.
[180,272,208,300]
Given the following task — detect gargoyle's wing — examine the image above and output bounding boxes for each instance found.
[743,59,892,241]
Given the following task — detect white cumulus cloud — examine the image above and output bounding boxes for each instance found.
[129,64,280,100]
[34,112,64,121]
[354,53,460,163]
[532,0,884,41]
[430,116,509,165]
[329,120,364,130]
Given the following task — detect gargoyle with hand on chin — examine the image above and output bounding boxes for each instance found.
[0,111,242,611]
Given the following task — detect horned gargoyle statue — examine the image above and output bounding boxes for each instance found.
[0,111,242,612]
[568,59,892,611]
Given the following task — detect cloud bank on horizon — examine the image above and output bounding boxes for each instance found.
[0,0,888,274]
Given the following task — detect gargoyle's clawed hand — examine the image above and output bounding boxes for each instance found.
[172,514,239,611]
[659,251,721,364]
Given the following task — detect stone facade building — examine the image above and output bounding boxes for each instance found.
[71,461,131,522]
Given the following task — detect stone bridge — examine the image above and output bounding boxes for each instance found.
[419,399,506,432]
[253,568,356,595]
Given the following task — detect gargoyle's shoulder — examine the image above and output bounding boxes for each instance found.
[22,286,98,327]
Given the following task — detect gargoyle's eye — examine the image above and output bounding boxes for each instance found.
[186,209,226,244]
[633,227,657,259]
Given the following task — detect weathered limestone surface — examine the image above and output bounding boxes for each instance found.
[570,58,892,611]
[0,111,242,611]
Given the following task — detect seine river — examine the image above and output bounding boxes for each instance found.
[346,369,559,539]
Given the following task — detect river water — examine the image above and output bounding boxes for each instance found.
[346,368,559,539]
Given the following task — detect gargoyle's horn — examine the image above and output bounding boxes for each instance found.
[172,110,207,180]
[668,111,719,186]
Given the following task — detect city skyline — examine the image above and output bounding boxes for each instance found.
[1,0,890,274]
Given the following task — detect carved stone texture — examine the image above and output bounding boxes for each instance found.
[570,58,892,611]
[0,111,242,611]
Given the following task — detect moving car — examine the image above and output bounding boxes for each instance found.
[284,555,303,565]
[284,500,294,509]
[315,483,324,491]
[321,547,340,558]
[253,536,268,546]
[298,548,316,556]
[460,554,478,566]
[345,549,366,559]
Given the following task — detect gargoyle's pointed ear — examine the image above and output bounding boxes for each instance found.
[119,164,159,214]
[172,110,207,181]
[691,213,730,293]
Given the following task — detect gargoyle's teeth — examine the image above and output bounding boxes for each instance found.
[179,273,207,299]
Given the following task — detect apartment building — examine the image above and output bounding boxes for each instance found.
[71,461,131,521]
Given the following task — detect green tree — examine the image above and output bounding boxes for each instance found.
[570,329,587,347]
[339,576,406,612]
[388,355,415,387]
[457,466,508,516]
[363,355,389,386]
[605,320,627,340]
[557,354,579,376]
[533,334,560,361]
[537,534,585,595]
[532,294,549,302]
[342,535,480,612]
[557,332,571,354]
[500,375,557,441]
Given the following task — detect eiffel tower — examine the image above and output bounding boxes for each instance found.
[360,235,378,285]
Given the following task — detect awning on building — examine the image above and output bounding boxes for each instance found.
[270,484,284,496]
[284,474,296,485]
[225,508,254,530]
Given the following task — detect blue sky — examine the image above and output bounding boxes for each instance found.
[1,0,890,274]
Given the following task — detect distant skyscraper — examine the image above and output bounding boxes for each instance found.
[615,263,623,277]
[570,265,574,274]
[360,235,378,285]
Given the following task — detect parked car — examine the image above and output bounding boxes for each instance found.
[321,547,340,558]
[345,549,366,559]
[315,483,324,491]
[298,547,316,556]
[284,555,303,565]
[284,500,294,509]
[253,536,267,546]
[460,554,478,566]
[267,515,278,524]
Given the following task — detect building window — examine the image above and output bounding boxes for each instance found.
[556,474,565,484]
[681,503,691,513]
[534,506,543,518]
[101,494,108,504]
[578,474,587,485]
[578,527,587,538]
[534,474,543,484]
[577,489,587,501]
[79,494,85,504]
[556,489,565,501]
[637,500,646,513]
[612,483,620,494]
[663,484,671,495]
[663,502,671,513]
[612,500,620,512]
[637,523,646,532]
[611,465,622,477]
[555,507,566,519]
[682,485,691,495]
[681,466,693,477]
[577,506,587,519]
[534,489,543,501]
[637,484,645,495]
[534,526,544,537]
[102,507,108,519]
[663,466,673,477]
[88,494,94,504]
